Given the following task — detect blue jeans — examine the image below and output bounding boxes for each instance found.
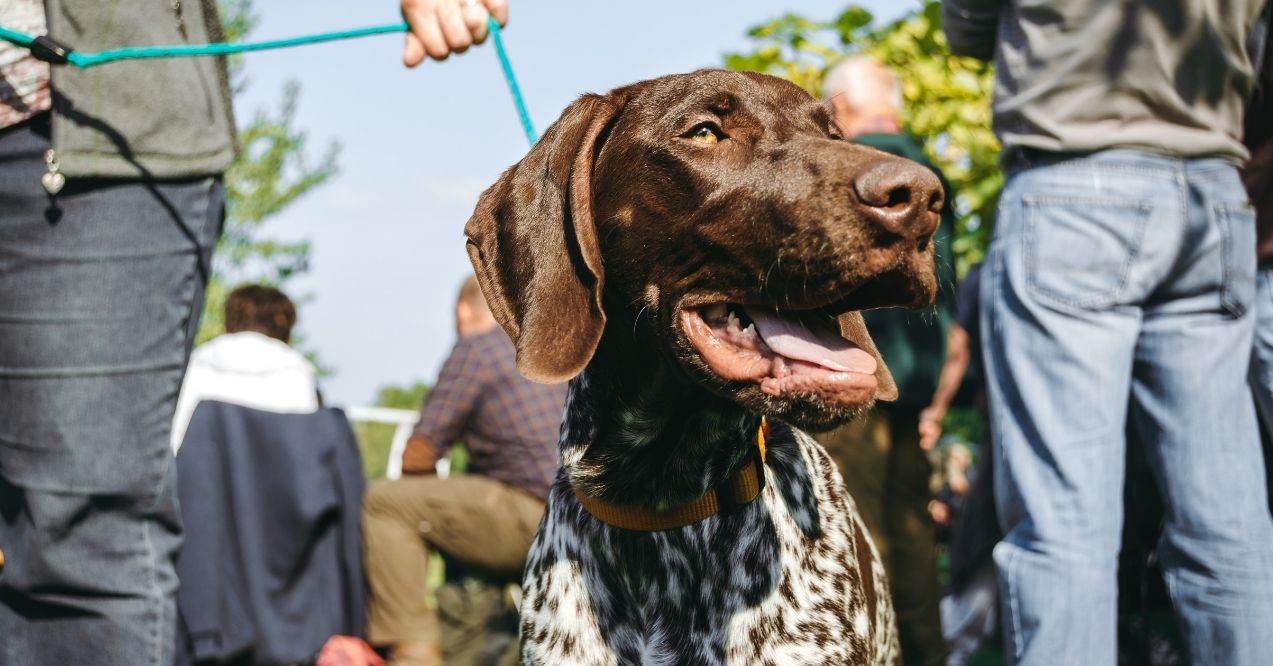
[0,116,222,665]
[981,150,1273,665]
[1250,265,1273,431]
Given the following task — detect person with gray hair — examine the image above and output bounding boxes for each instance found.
[814,54,956,666]
[823,55,904,136]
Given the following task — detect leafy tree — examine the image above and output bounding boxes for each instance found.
[725,2,1000,276]
[373,382,431,411]
[196,1,339,344]
[355,382,429,479]
[354,381,472,480]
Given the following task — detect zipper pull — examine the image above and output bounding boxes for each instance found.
[42,149,65,195]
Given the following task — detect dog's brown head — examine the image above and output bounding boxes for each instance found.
[467,70,942,433]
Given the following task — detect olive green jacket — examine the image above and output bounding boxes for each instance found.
[45,0,236,179]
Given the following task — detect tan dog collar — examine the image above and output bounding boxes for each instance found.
[573,418,769,531]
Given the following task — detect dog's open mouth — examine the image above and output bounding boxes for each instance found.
[680,303,879,405]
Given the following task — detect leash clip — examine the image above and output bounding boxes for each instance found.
[29,35,72,65]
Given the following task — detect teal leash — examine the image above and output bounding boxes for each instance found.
[69,23,411,68]
[0,17,537,145]
[486,18,536,146]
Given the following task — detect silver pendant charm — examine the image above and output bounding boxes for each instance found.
[41,171,66,195]
[42,149,65,195]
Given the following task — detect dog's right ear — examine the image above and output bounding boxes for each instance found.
[466,93,620,383]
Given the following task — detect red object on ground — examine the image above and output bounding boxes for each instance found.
[316,635,384,666]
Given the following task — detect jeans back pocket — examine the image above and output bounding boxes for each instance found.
[1214,203,1257,318]
[1023,195,1152,309]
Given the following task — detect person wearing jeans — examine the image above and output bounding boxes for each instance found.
[0,2,234,663]
[943,0,1273,663]
[1243,3,1273,513]
[0,120,224,663]
[1,1,509,663]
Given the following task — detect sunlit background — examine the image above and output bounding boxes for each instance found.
[231,0,911,407]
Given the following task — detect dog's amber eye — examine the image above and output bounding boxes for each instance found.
[687,123,722,145]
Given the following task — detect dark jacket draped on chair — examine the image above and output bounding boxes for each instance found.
[175,402,366,665]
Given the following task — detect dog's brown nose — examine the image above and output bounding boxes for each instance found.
[852,159,943,240]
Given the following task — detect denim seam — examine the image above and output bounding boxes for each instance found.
[1215,204,1254,318]
[1005,547,1024,661]
[1219,205,1238,317]
[1022,196,1152,309]
[1264,269,1273,312]
[1052,165,1174,176]
[1012,153,1234,176]
[1016,161,1181,177]
[142,492,161,666]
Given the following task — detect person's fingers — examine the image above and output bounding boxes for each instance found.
[401,0,502,65]
[461,1,491,44]
[402,0,453,61]
[918,422,941,450]
[401,0,433,66]
[437,0,474,53]
[402,31,426,67]
[483,0,509,27]
[417,15,452,60]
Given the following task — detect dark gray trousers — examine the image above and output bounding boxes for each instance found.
[0,115,223,665]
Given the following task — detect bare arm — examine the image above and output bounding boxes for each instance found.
[918,322,971,449]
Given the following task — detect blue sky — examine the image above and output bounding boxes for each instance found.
[235,1,912,407]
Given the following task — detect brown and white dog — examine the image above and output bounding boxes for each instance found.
[465,70,942,665]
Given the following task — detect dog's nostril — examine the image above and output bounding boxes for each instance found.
[927,188,943,214]
[853,162,924,213]
[853,159,944,240]
[854,171,910,210]
[884,186,911,210]
[917,235,930,252]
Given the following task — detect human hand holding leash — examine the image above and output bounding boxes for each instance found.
[401,0,508,65]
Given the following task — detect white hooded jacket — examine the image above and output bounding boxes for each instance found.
[171,331,320,453]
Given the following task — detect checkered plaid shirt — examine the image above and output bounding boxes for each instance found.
[410,327,566,502]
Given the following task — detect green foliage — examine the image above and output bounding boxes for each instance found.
[353,381,472,480]
[374,382,431,410]
[354,382,429,480]
[724,2,1001,277]
[217,0,254,60]
[941,406,983,450]
[196,1,340,346]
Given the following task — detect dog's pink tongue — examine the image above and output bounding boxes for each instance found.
[744,307,877,374]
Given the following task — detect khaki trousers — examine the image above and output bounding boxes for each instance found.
[817,407,947,666]
[362,475,545,645]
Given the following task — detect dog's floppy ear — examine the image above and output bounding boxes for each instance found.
[466,93,620,383]
[838,312,898,402]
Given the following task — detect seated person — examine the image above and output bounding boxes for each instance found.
[170,284,320,452]
[362,276,566,666]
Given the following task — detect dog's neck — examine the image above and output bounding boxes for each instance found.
[561,337,762,510]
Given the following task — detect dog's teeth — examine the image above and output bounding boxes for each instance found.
[703,304,728,321]
[727,311,740,329]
